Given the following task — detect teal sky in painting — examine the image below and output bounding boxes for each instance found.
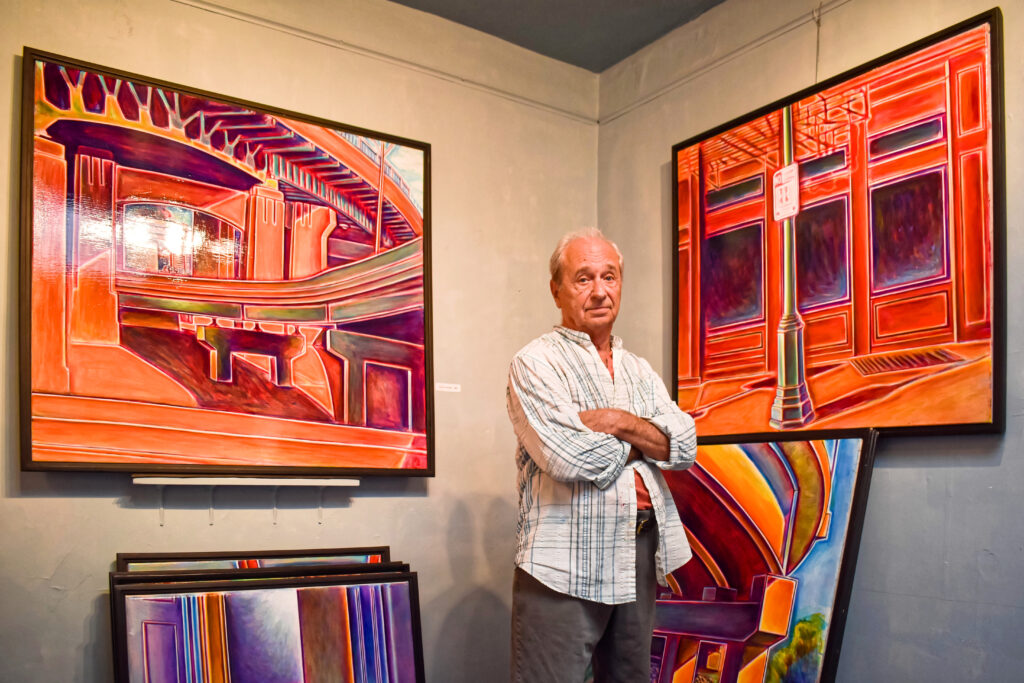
[348,135,426,215]
[387,144,425,212]
[767,438,864,668]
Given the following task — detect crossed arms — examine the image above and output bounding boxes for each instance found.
[507,351,696,489]
[578,409,670,462]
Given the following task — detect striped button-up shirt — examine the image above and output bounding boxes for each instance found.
[507,326,697,604]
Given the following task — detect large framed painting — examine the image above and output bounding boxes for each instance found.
[115,546,391,572]
[111,571,425,682]
[672,10,1004,438]
[651,430,877,682]
[20,48,433,475]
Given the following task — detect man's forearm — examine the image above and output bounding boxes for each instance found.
[578,408,670,461]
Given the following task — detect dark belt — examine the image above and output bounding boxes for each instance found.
[636,509,656,535]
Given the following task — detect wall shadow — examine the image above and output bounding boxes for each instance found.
[423,497,515,682]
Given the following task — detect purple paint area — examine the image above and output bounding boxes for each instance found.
[224,590,303,683]
[151,92,170,127]
[742,442,796,513]
[45,120,259,191]
[118,83,140,121]
[353,584,385,682]
[143,623,181,683]
[655,599,762,639]
[337,310,425,345]
[702,223,764,328]
[346,586,368,680]
[796,198,849,310]
[119,325,334,422]
[870,170,947,290]
[365,363,411,430]
[82,72,104,113]
[124,596,186,683]
[42,62,70,109]
[383,583,417,682]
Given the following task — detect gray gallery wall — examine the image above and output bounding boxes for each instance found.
[0,0,1021,681]
[597,0,1024,679]
[0,0,598,680]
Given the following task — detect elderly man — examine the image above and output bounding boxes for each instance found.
[506,228,697,682]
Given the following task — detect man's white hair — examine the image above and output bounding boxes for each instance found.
[548,228,624,284]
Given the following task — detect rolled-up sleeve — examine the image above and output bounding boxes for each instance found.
[507,353,630,489]
[638,359,697,471]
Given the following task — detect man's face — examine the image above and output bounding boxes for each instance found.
[550,237,622,337]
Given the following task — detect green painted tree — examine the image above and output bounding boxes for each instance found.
[767,613,827,683]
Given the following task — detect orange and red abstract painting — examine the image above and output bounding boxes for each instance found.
[673,12,1003,438]
[21,50,432,474]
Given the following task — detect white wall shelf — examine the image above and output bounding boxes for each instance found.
[131,476,360,487]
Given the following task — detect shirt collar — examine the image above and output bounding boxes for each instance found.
[553,325,623,350]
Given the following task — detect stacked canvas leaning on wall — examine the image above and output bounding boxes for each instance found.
[109,547,426,682]
[20,49,433,476]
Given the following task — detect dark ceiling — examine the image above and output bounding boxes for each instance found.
[389,0,728,73]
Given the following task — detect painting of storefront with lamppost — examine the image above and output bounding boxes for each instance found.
[672,11,1004,439]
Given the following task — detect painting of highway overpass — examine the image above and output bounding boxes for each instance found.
[652,433,876,682]
[673,12,1003,438]
[22,49,431,474]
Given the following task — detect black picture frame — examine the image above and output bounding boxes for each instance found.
[111,570,425,683]
[107,560,411,646]
[671,9,1005,440]
[20,48,434,476]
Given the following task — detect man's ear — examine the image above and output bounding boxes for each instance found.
[549,279,560,306]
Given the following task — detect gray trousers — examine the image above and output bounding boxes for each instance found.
[510,511,658,683]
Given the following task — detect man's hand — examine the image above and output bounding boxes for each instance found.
[578,408,670,461]
[578,408,627,435]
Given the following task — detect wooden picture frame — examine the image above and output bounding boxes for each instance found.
[21,48,433,475]
[109,561,410,591]
[115,546,391,572]
[671,10,1004,439]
